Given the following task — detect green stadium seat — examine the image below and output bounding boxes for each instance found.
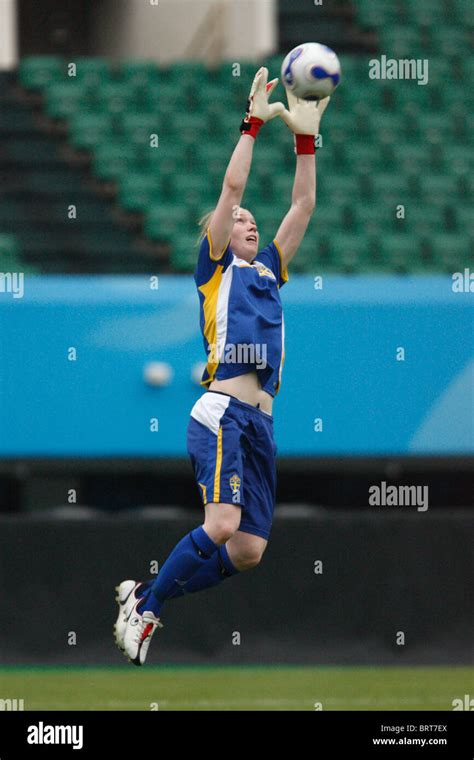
[353,204,399,234]
[443,145,472,176]
[44,82,88,119]
[430,233,470,263]
[337,55,368,84]
[166,61,208,87]
[19,56,64,91]
[250,207,281,239]
[69,113,113,151]
[356,2,402,28]
[453,0,474,25]
[313,204,351,231]
[119,59,160,88]
[169,112,210,145]
[320,174,361,204]
[189,81,234,112]
[403,206,450,235]
[133,86,161,114]
[437,84,468,112]
[390,84,435,116]
[254,143,284,167]
[377,234,425,272]
[95,82,137,114]
[404,0,446,26]
[92,142,139,181]
[418,175,461,205]
[369,173,411,201]
[205,105,235,138]
[430,28,470,57]
[170,233,200,272]
[120,113,160,145]
[264,173,293,203]
[337,83,386,116]
[216,60,261,87]
[118,174,162,213]
[171,174,216,206]
[345,143,383,174]
[415,113,452,143]
[144,205,190,242]
[70,57,111,86]
[380,27,426,58]
[426,59,454,86]
[0,232,21,267]
[396,143,430,172]
[262,56,283,80]
[288,234,334,274]
[144,145,183,182]
[328,233,372,266]
[370,113,407,144]
[453,207,474,238]
[194,143,232,174]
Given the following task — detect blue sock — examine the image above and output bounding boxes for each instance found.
[139,526,219,616]
[166,544,239,599]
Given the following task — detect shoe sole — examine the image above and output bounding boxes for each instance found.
[114,583,136,657]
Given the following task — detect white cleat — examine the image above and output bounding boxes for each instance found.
[114,580,148,655]
[122,596,163,666]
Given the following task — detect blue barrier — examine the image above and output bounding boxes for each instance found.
[0,275,472,456]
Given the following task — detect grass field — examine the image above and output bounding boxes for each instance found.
[0,665,472,711]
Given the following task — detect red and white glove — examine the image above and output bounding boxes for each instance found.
[240,66,285,139]
[279,89,331,154]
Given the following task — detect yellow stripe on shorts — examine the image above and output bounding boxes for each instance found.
[213,425,223,502]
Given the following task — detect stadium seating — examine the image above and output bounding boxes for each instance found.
[8,12,473,274]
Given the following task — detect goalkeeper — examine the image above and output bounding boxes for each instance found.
[116,67,330,665]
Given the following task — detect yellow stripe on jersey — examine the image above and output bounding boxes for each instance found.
[198,263,223,382]
[273,238,289,285]
[213,426,223,502]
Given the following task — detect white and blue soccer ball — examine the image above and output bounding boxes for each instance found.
[281,42,341,100]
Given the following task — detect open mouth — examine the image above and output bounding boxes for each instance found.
[246,235,257,244]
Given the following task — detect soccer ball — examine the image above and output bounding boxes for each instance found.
[281,42,341,101]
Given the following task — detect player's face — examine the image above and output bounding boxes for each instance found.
[231,209,259,261]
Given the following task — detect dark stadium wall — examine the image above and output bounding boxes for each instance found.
[0,509,472,665]
[18,0,95,57]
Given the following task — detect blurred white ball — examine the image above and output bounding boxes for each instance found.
[143,361,173,386]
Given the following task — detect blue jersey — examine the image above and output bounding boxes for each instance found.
[194,226,288,397]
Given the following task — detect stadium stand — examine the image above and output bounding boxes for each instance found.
[0,2,471,274]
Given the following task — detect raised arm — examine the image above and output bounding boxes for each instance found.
[275,94,330,268]
[274,152,316,267]
[208,136,256,260]
[208,67,284,260]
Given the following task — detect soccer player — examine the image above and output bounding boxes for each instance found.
[116,67,330,665]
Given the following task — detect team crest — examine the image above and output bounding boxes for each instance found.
[253,260,276,280]
[229,473,241,503]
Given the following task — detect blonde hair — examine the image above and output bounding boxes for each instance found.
[196,209,214,246]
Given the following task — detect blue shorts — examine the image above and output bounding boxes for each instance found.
[187,391,277,540]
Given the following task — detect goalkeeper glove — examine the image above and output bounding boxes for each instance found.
[279,90,330,154]
[240,66,284,139]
